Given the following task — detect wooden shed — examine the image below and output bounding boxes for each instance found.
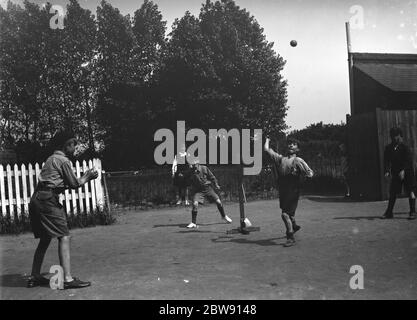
[346,52,417,200]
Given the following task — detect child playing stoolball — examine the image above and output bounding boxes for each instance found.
[185,160,232,228]
[264,137,313,247]
[27,130,98,289]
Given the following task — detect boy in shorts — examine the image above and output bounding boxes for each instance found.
[186,160,232,228]
[27,131,98,289]
[264,137,313,247]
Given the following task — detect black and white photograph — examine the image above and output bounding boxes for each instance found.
[0,0,416,305]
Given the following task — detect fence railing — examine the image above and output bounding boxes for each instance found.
[105,159,344,207]
[0,158,105,221]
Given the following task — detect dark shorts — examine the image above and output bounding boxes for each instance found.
[390,175,416,195]
[29,190,69,239]
[192,187,220,204]
[173,173,188,188]
[278,176,301,214]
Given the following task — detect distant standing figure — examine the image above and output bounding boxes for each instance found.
[172,149,190,206]
[382,127,416,220]
[339,143,351,198]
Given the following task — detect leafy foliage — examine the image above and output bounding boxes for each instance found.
[288,122,347,159]
[1,0,289,170]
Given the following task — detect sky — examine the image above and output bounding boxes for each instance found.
[2,0,417,130]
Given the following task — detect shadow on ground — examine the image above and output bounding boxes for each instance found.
[306,195,363,203]
[153,222,225,228]
[334,212,412,220]
[211,236,287,246]
[0,274,28,288]
[153,223,189,228]
[0,272,52,288]
[176,230,225,234]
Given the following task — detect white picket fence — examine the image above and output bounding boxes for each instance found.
[0,158,105,221]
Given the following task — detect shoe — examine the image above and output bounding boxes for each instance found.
[64,277,91,289]
[293,225,301,234]
[186,222,198,229]
[409,212,417,220]
[176,200,183,205]
[283,232,296,247]
[27,275,50,288]
[222,215,232,224]
[283,237,296,247]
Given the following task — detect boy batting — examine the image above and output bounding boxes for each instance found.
[264,137,313,247]
[27,131,98,289]
[186,160,232,228]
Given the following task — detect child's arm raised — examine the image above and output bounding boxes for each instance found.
[264,137,282,162]
[172,155,178,178]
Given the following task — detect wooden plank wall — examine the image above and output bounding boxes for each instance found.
[376,108,417,200]
[347,112,381,200]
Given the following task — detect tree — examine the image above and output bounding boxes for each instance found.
[199,0,288,134]
[95,0,167,170]
[96,0,135,89]
[132,0,166,82]
[158,11,217,130]
[0,1,54,145]
[159,0,288,136]
[61,0,97,153]
[0,0,98,161]
[288,122,347,159]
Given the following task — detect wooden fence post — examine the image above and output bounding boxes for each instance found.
[0,158,107,222]
[6,164,14,221]
[0,165,6,217]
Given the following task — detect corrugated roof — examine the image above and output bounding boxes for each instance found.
[352,53,417,92]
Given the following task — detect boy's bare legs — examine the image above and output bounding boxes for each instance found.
[31,236,52,278]
[343,177,351,197]
[176,187,183,205]
[281,212,293,233]
[282,212,295,247]
[187,201,198,228]
[185,188,190,206]
[289,214,301,233]
[215,198,232,223]
[409,191,416,219]
[27,236,52,287]
[383,184,397,219]
[57,235,91,288]
[58,235,72,282]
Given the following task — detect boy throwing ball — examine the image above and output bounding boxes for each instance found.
[186,160,232,228]
[264,137,313,247]
[27,131,98,289]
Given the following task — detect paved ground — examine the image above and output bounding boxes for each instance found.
[1,196,416,300]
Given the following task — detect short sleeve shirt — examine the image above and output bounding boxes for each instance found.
[38,151,81,191]
[267,150,313,178]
